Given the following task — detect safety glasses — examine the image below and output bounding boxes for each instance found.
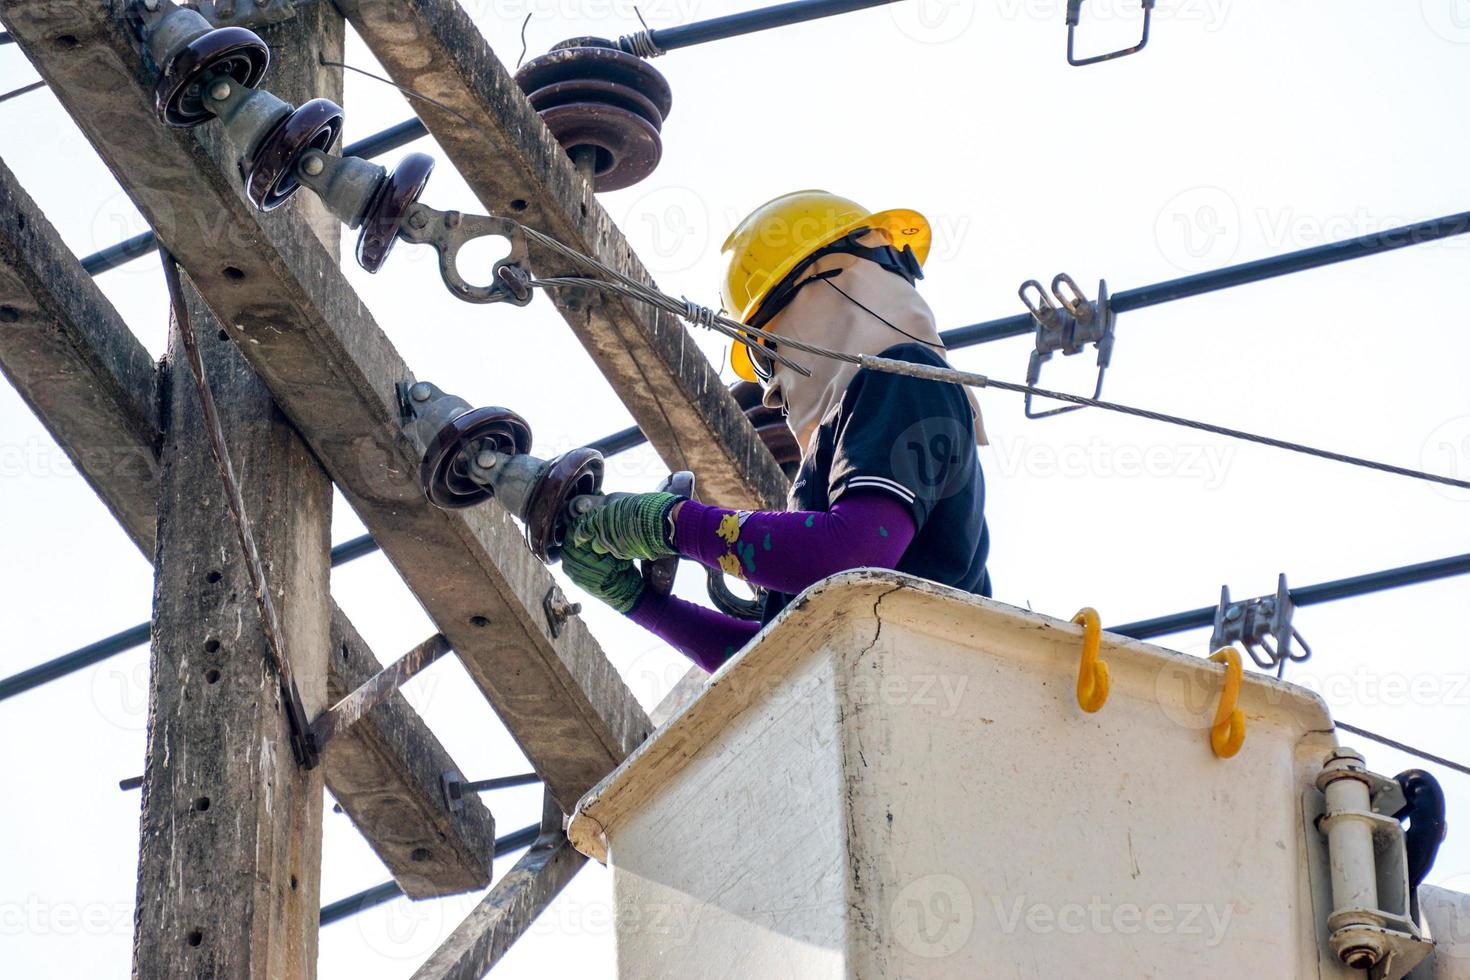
[748,335,778,383]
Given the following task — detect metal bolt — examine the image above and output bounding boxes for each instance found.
[208,79,232,103]
[1225,604,1242,620]
[218,0,236,18]
[299,152,326,177]
[408,210,430,230]
[571,496,595,515]
[409,382,433,402]
[474,450,498,470]
[255,0,271,7]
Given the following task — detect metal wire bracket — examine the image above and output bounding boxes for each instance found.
[395,204,535,306]
[1066,0,1155,66]
[1210,573,1312,676]
[1019,273,1116,419]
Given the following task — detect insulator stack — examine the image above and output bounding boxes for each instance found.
[514,38,673,192]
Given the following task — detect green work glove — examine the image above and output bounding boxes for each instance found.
[569,491,683,562]
[560,536,646,614]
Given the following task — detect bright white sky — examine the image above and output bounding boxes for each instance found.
[3,0,1469,976]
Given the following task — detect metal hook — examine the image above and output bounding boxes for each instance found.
[396,203,536,306]
[1020,276,1116,419]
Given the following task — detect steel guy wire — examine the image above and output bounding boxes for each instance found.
[160,251,317,768]
[513,226,1470,493]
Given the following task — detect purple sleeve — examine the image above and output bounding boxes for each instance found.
[672,490,917,596]
[627,588,762,673]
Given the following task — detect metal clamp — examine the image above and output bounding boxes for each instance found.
[1019,273,1116,418]
[1066,0,1156,66]
[396,203,535,306]
[1210,573,1311,676]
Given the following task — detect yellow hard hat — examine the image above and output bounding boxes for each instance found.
[721,190,932,383]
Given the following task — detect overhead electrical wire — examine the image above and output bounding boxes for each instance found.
[518,223,1470,492]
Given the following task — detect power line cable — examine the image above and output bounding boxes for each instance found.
[517,227,1470,493]
[319,822,540,925]
[0,79,44,104]
[1335,722,1470,779]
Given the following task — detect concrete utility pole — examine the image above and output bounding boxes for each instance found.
[132,8,341,977]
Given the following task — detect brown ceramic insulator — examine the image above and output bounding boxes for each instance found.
[242,98,344,212]
[356,152,436,273]
[523,448,606,562]
[420,407,534,510]
[154,26,270,128]
[514,41,672,191]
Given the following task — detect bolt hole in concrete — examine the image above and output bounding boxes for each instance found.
[340,642,349,660]
[452,234,511,291]
[217,329,229,341]
[410,847,432,862]
[204,638,221,653]
[205,569,222,583]
[470,615,490,628]
[186,930,203,948]
[204,669,221,685]
[53,34,78,48]
[222,266,246,281]
[289,875,298,891]
[510,198,529,212]
[0,306,20,323]
[193,796,210,812]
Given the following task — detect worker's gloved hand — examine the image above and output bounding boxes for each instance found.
[569,491,683,562]
[560,537,646,614]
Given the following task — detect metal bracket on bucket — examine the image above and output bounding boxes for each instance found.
[1210,573,1311,676]
[1066,0,1156,66]
[1019,274,1115,418]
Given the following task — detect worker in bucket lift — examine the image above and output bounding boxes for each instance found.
[562,190,992,671]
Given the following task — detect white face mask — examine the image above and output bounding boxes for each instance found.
[758,246,988,452]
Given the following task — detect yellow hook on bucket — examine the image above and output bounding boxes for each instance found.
[1207,647,1246,758]
[1071,607,1109,713]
